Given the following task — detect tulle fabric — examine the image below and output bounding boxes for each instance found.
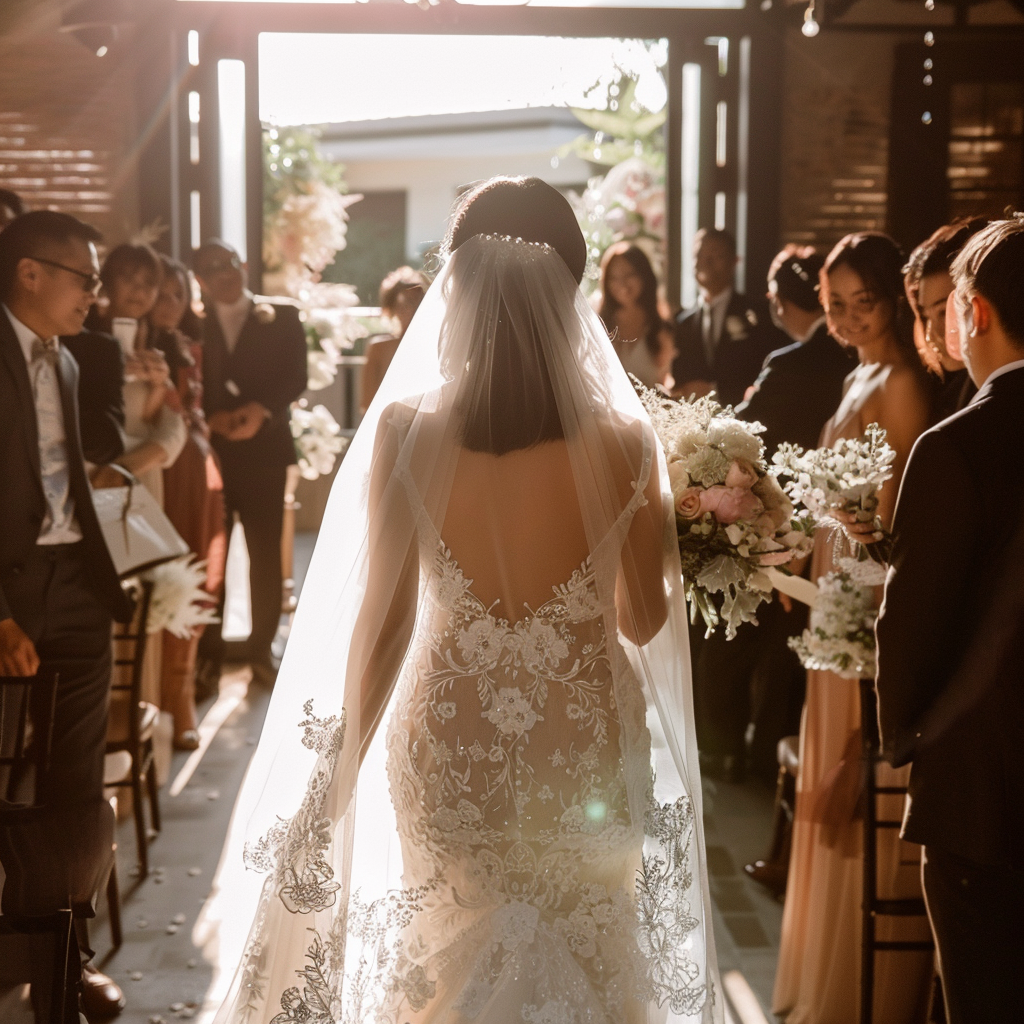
[197,234,721,1024]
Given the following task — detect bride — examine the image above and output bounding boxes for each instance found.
[200,177,720,1024]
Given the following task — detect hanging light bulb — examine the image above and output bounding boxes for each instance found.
[802,1,821,37]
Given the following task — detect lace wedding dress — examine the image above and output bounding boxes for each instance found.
[199,209,720,1024]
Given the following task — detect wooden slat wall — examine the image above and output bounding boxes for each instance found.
[779,30,894,255]
[0,26,141,245]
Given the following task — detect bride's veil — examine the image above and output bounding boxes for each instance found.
[197,178,721,1023]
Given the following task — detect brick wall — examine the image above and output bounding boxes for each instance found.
[0,25,141,246]
[779,29,897,253]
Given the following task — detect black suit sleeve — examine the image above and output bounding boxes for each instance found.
[261,307,308,418]
[63,333,126,465]
[875,429,976,766]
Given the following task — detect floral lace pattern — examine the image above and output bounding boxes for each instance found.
[236,541,709,1023]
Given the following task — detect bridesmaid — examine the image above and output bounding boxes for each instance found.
[773,233,934,1024]
[150,255,227,749]
[903,218,987,423]
[597,241,675,389]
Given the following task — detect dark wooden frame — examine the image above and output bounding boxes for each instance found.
[129,2,790,308]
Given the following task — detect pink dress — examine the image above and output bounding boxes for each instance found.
[773,363,933,1024]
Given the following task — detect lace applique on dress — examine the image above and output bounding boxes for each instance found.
[245,538,709,1024]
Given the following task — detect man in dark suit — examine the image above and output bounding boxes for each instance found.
[62,329,126,470]
[671,227,784,407]
[875,216,1024,1023]
[193,240,308,686]
[690,249,851,789]
[0,211,132,1019]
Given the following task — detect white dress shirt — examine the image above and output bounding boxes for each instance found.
[4,304,82,544]
[980,357,1024,392]
[215,289,254,354]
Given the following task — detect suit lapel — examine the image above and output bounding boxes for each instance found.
[228,308,258,374]
[0,310,42,484]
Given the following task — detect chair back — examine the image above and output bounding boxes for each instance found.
[107,577,154,750]
[0,671,58,807]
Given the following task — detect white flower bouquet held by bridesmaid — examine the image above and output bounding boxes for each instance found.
[787,557,887,679]
[771,422,896,540]
[143,556,219,638]
[634,382,814,638]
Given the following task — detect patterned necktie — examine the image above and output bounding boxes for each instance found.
[31,336,59,367]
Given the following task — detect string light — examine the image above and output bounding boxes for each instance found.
[802,0,821,37]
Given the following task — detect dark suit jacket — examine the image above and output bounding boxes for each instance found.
[671,291,785,408]
[875,366,1024,866]
[0,313,131,623]
[201,298,308,480]
[61,330,126,466]
[735,322,855,454]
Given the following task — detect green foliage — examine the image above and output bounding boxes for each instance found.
[263,126,346,223]
[566,74,666,170]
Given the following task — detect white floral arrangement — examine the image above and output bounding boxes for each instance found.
[144,556,218,638]
[571,156,665,283]
[635,383,814,638]
[772,423,896,532]
[291,399,349,481]
[788,558,887,679]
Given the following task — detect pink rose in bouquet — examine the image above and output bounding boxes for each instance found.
[700,485,764,525]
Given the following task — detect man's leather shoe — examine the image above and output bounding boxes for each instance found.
[743,859,788,899]
[81,963,125,1021]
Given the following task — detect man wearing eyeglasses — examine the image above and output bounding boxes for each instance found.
[0,210,133,1021]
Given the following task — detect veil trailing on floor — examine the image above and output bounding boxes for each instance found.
[197,210,720,1023]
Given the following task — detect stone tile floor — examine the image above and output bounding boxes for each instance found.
[3,532,787,1023]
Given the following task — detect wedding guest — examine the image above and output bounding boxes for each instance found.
[359,266,428,413]
[0,210,132,1019]
[875,215,1024,1024]
[598,241,675,388]
[151,255,226,749]
[671,227,783,405]
[903,218,987,422]
[87,243,187,502]
[694,248,854,802]
[774,232,933,1024]
[193,239,307,687]
[0,187,25,230]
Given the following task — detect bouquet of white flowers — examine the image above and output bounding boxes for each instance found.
[636,385,814,637]
[291,400,349,481]
[788,558,887,679]
[772,423,896,534]
[144,556,219,638]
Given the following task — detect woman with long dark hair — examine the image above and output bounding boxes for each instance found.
[774,233,933,1024]
[598,241,675,388]
[200,178,720,1023]
[151,255,227,749]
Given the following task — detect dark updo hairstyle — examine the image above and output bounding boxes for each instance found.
[768,244,824,313]
[99,241,162,293]
[444,176,587,284]
[820,231,915,355]
[903,218,987,375]
[379,265,428,316]
[443,176,586,455]
[598,241,667,359]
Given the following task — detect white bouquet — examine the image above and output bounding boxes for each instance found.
[144,557,219,638]
[772,423,896,532]
[291,400,348,481]
[788,558,886,679]
[636,385,814,637]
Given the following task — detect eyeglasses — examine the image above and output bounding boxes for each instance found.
[197,254,241,276]
[29,256,102,296]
